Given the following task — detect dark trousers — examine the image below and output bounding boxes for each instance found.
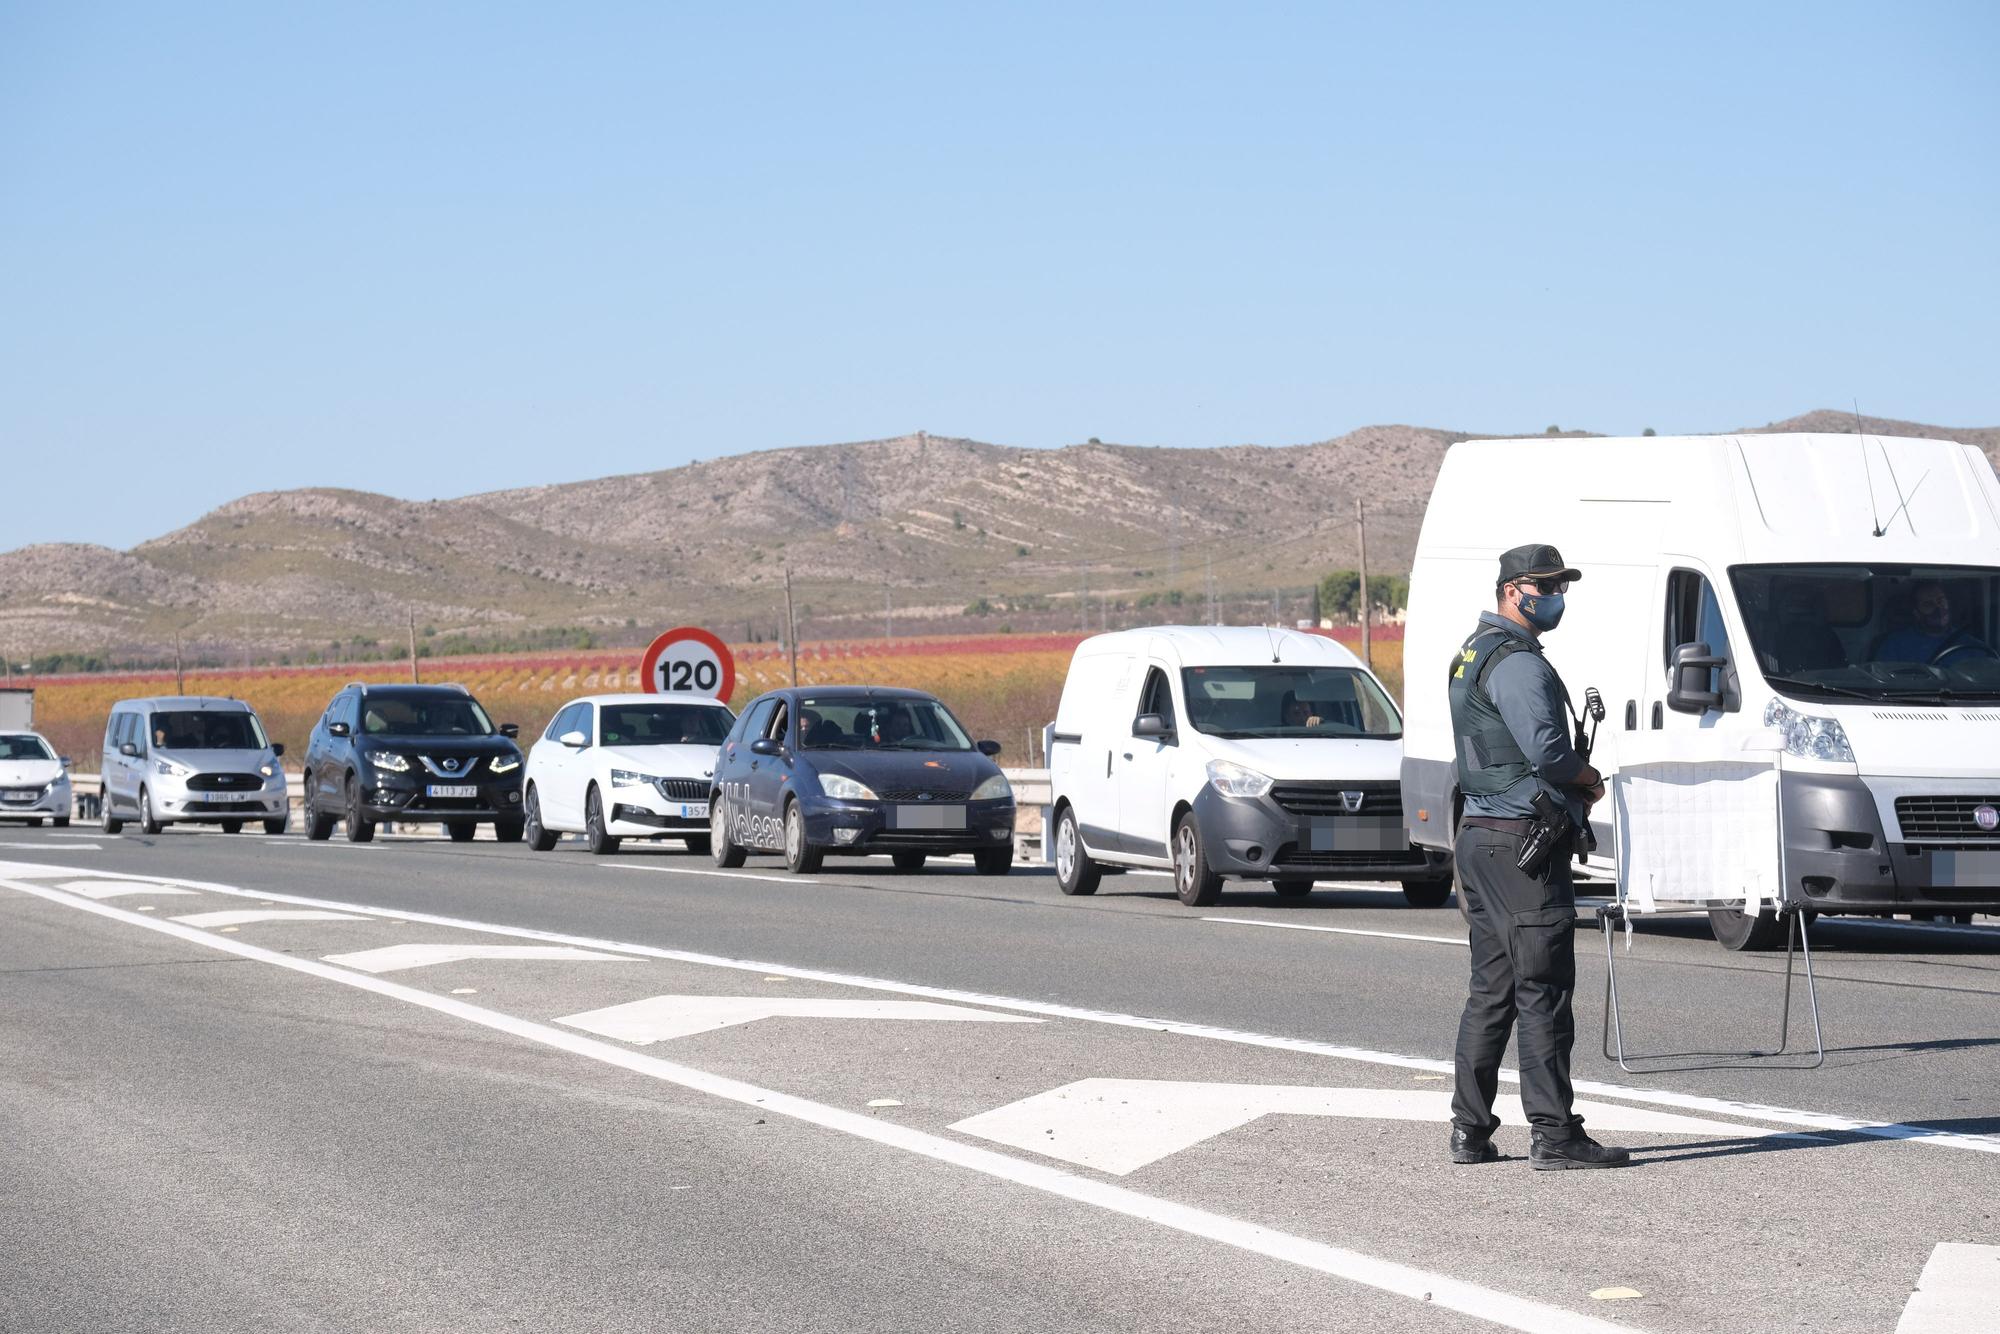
[1451,824,1583,1137]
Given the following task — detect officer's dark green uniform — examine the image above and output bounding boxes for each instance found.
[1447,544,1629,1170]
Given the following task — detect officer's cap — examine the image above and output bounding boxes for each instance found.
[1496,543,1582,587]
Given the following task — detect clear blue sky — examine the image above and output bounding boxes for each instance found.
[4,1,1995,550]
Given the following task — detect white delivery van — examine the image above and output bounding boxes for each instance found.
[1401,432,2000,949]
[1048,625,1453,907]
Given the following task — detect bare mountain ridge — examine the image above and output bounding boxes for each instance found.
[4,412,1992,662]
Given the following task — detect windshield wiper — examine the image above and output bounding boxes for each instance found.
[1761,676,1897,701]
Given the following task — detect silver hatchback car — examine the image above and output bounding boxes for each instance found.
[101,696,290,835]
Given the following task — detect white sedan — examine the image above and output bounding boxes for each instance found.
[523,692,735,855]
[0,730,73,826]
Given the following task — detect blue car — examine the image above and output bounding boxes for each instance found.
[709,686,1016,874]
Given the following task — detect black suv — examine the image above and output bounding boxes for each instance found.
[302,683,526,843]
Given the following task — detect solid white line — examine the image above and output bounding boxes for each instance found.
[6,859,1995,1156]
[0,841,98,850]
[1204,917,1467,947]
[173,909,372,928]
[2,876,1639,1334]
[597,862,822,886]
[1894,1242,2000,1333]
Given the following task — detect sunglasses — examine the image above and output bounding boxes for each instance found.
[1511,577,1570,596]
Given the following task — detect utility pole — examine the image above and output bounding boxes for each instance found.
[1080,568,1089,633]
[1206,554,1216,625]
[884,583,893,641]
[174,632,185,695]
[407,607,421,683]
[1355,498,1373,669]
[783,565,799,686]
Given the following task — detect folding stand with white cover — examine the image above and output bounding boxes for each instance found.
[1605,731,1824,1071]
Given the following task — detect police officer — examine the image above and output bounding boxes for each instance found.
[1447,544,1630,1170]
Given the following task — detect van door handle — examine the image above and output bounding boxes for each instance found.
[1105,751,1113,777]
[1623,700,1637,731]
[1650,702,1663,730]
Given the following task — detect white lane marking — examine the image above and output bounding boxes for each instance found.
[0,841,98,850]
[324,944,641,974]
[7,859,1996,1157]
[1895,1243,2000,1333]
[598,862,822,886]
[1205,917,1467,947]
[172,910,371,928]
[55,880,200,900]
[1,877,1642,1334]
[951,1078,1813,1176]
[559,995,1042,1044]
[49,833,108,840]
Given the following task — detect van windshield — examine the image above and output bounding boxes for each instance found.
[150,711,269,750]
[1179,666,1402,739]
[1731,564,2000,702]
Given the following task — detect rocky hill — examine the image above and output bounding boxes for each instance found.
[4,411,1993,664]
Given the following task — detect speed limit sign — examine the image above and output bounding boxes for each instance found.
[639,627,736,701]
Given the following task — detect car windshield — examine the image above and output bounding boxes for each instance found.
[150,711,269,750]
[796,698,975,751]
[599,703,734,746]
[1179,665,1403,739]
[1731,564,2000,702]
[361,695,495,736]
[0,735,54,761]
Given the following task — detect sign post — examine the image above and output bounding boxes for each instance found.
[639,627,736,702]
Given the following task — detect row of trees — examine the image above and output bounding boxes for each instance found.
[1317,570,1410,621]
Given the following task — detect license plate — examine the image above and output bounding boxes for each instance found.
[205,791,256,804]
[426,784,478,799]
[1929,851,2000,887]
[1,791,34,804]
[894,803,966,830]
[678,803,709,820]
[1306,816,1405,852]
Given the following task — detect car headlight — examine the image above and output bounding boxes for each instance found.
[1206,759,1274,799]
[370,751,412,773]
[608,768,655,787]
[818,773,879,801]
[154,758,191,778]
[260,761,278,778]
[1764,698,1854,762]
[972,773,1013,802]
[490,755,521,776]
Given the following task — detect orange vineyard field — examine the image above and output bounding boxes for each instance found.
[18,631,1405,772]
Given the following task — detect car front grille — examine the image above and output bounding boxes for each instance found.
[878,785,974,803]
[1269,782,1402,818]
[651,777,709,802]
[1895,795,2000,845]
[187,772,263,791]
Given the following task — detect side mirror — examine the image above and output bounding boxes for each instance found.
[329,721,351,738]
[270,742,286,758]
[976,739,1002,757]
[1667,641,1726,714]
[60,756,72,767]
[559,730,587,748]
[749,737,782,757]
[119,742,139,758]
[1133,713,1174,740]
[500,723,520,739]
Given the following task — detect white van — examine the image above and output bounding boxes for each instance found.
[1047,626,1453,907]
[1401,432,2000,948]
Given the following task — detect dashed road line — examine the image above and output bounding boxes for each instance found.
[1205,916,1467,947]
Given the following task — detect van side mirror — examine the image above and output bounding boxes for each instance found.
[1667,641,1726,714]
[119,742,139,758]
[60,756,72,767]
[976,739,1002,757]
[1133,713,1173,740]
[500,723,520,739]
[271,742,286,757]
[749,737,782,757]
[329,721,351,738]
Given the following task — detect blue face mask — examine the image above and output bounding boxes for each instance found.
[1517,591,1566,632]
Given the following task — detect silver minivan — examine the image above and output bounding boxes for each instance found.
[100,696,290,836]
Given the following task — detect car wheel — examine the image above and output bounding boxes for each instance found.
[974,846,1014,876]
[221,819,243,834]
[344,775,375,843]
[1173,812,1222,908]
[891,851,927,872]
[1272,878,1314,897]
[680,835,712,856]
[27,817,44,828]
[1708,905,1785,951]
[584,786,621,856]
[263,817,287,835]
[1401,875,1453,909]
[711,800,746,868]
[54,816,71,828]
[138,787,163,836]
[101,793,124,835]
[492,819,524,844]
[782,799,823,874]
[304,785,334,841]
[445,820,476,843]
[1053,806,1101,896]
[523,786,559,851]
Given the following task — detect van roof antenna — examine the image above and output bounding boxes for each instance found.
[1264,622,1281,663]
[1854,399,1884,537]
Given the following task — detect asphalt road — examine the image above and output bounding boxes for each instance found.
[2,823,1995,1333]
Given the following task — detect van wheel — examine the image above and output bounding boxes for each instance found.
[584,786,621,856]
[263,817,287,835]
[711,801,746,868]
[101,794,124,835]
[782,799,822,874]
[523,786,559,852]
[1272,878,1314,897]
[493,819,524,844]
[681,835,712,856]
[1402,875,1453,909]
[344,775,376,843]
[1709,905,1785,951]
[892,851,927,872]
[138,787,163,836]
[1053,806,1101,896]
[54,816,71,828]
[1173,813,1223,908]
[220,820,243,834]
[26,817,44,828]
[304,786,334,841]
[445,820,476,843]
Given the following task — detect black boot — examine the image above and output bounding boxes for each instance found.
[1449,1126,1498,1164]
[1529,1131,1631,1170]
